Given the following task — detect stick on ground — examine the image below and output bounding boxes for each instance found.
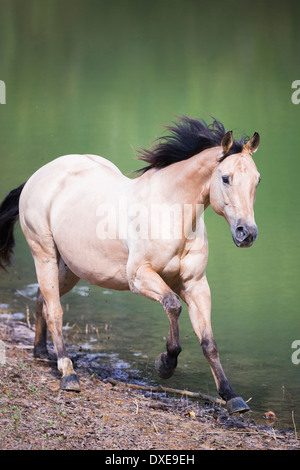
[106,377,226,407]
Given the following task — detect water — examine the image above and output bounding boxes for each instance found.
[0,0,300,432]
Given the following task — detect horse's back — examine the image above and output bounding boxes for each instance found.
[20,153,127,205]
[23,154,124,188]
[19,154,131,289]
[20,154,127,232]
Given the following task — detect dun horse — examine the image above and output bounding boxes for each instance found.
[0,117,260,413]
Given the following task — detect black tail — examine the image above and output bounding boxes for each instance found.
[0,182,26,271]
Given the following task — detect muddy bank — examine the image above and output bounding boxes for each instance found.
[0,319,299,451]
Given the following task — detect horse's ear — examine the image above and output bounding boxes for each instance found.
[221,130,233,155]
[243,132,260,155]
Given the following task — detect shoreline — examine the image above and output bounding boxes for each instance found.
[0,318,299,451]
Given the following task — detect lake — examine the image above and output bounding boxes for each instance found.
[0,0,300,432]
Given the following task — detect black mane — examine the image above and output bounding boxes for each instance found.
[136,116,247,174]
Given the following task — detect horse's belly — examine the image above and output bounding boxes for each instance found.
[58,240,130,290]
[53,215,130,290]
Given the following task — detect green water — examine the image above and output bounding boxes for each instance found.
[1,0,300,432]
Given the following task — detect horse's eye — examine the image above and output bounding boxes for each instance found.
[222,175,230,185]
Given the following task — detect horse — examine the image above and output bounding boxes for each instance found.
[0,116,260,414]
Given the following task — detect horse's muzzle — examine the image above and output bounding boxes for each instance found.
[232,223,258,248]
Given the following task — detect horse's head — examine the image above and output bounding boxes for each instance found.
[209,131,260,247]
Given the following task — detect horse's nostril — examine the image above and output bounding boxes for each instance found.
[233,223,257,247]
[236,225,248,240]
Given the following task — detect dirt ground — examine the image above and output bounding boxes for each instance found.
[0,319,299,451]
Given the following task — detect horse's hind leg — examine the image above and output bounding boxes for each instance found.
[31,242,80,391]
[33,259,79,361]
[33,288,48,359]
[129,264,182,379]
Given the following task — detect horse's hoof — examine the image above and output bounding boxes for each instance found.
[60,373,81,392]
[34,345,50,359]
[155,352,177,379]
[226,396,250,414]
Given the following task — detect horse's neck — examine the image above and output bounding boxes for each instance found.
[148,147,221,208]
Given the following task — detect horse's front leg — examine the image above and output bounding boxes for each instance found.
[128,264,182,379]
[181,276,250,414]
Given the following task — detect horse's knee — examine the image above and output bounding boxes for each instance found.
[162,292,182,316]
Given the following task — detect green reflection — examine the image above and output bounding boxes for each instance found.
[0,0,300,430]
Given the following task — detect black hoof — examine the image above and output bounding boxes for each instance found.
[226,396,250,414]
[60,373,81,392]
[34,345,50,359]
[155,352,177,379]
